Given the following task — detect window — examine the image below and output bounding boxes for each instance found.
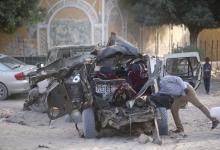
[166,57,199,76]
[0,63,10,71]
[0,57,25,70]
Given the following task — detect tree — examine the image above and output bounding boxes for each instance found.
[120,0,220,46]
[173,0,218,46]
[0,0,45,34]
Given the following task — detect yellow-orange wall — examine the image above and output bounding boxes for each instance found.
[0,27,37,56]
[1,0,220,59]
[198,29,220,61]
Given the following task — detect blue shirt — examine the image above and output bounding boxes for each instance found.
[159,75,187,96]
[203,63,211,79]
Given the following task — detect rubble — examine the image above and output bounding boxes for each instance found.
[137,134,153,144]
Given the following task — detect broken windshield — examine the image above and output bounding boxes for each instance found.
[47,46,95,65]
[165,57,199,77]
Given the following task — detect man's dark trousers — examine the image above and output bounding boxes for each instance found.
[204,78,211,94]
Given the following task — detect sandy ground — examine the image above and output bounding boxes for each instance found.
[1,80,220,150]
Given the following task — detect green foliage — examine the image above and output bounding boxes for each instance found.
[0,0,46,34]
[120,0,220,45]
[172,46,204,58]
[120,0,220,27]
[120,0,177,26]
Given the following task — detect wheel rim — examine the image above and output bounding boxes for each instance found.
[0,84,7,99]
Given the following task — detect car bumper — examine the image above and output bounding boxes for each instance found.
[7,80,30,95]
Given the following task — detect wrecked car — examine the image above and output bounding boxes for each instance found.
[23,45,96,112]
[163,52,202,89]
[24,35,168,144]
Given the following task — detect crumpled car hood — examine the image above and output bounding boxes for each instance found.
[37,54,95,73]
[97,37,140,61]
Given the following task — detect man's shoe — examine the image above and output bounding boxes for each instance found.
[170,129,187,138]
[171,129,184,133]
[211,119,219,129]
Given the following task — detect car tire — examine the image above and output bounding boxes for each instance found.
[0,83,8,100]
[157,107,168,135]
[82,108,96,138]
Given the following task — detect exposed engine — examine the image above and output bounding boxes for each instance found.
[91,56,155,129]
[23,32,164,145]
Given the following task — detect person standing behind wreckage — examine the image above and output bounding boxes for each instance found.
[159,75,219,133]
[203,57,212,94]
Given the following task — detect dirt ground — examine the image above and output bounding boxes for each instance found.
[0,80,220,150]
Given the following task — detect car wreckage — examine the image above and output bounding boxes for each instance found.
[24,34,170,145]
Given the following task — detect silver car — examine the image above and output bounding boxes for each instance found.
[0,54,36,100]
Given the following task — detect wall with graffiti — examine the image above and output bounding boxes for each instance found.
[50,19,91,46]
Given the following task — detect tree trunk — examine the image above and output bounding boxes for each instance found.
[188,27,201,47]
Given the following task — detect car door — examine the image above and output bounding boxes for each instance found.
[163,52,202,90]
[46,80,74,120]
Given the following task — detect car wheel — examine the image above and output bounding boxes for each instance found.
[157,107,168,135]
[0,83,8,100]
[82,108,96,138]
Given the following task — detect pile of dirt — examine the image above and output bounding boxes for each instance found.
[0,109,13,119]
[6,111,50,126]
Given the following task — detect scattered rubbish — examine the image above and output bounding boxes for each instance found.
[137,134,153,144]
[0,109,13,119]
[38,145,50,149]
[18,121,27,126]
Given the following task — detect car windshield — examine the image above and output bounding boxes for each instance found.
[0,56,25,69]
[47,46,95,64]
[166,57,199,76]
[47,49,59,65]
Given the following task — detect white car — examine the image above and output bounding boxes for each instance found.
[0,54,36,100]
[163,52,202,89]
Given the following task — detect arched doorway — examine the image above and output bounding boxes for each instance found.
[105,0,126,40]
[37,0,99,54]
[49,7,91,46]
[108,7,123,37]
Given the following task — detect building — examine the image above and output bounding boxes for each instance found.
[0,0,193,58]
[198,29,220,61]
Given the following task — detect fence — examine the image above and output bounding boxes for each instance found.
[199,40,220,68]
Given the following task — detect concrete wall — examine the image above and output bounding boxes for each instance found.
[2,0,217,59]
[141,25,190,57]
[50,8,91,46]
[198,29,220,61]
[0,26,38,56]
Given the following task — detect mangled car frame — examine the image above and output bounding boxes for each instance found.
[24,34,168,145]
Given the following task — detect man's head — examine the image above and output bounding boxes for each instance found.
[205,57,210,63]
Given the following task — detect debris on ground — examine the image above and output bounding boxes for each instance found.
[38,145,50,149]
[137,133,153,144]
[0,109,13,119]
[5,111,50,126]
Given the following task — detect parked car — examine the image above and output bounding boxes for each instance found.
[163,52,202,89]
[0,54,36,100]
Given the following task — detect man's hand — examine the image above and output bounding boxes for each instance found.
[184,88,189,95]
